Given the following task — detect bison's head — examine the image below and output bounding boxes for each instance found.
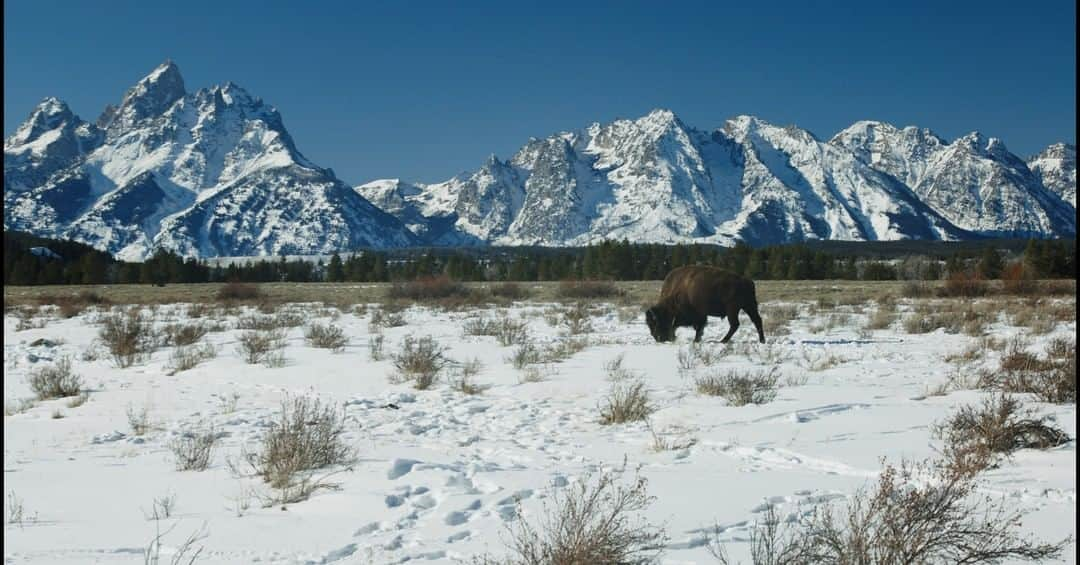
[645,305,676,343]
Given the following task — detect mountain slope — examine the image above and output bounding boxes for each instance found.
[365,110,1070,247]
[1028,143,1076,207]
[4,61,416,259]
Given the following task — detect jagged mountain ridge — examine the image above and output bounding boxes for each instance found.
[4,61,417,259]
[358,110,1075,247]
[5,61,1074,259]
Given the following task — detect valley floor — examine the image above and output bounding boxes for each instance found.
[3,290,1076,563]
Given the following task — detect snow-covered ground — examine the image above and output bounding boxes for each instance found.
[3,297,1075,563]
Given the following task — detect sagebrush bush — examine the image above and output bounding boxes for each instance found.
[478,466,666,565]
[369,308,407,330]
[99,309,157,368]
[934,394,1070,474]
[161,322,209,347]
[246,395,353,489]
[599,380,653,425]
[938,270,988,298]
[712,458,1069,564]
[29,357,83,400]
[559,302,593,335]
[304,322,348,352]
[236,328,287,366]
[695,369,779,406]
[168,425,220,471]
[391,335,447,390]
[166,342,217,374]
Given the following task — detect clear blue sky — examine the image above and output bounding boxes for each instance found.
[4,0,1075,185]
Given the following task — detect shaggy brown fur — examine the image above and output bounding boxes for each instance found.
[646,266,764,343]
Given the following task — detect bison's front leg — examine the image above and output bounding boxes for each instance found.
[693,318,707,343]
[720,305,740,343]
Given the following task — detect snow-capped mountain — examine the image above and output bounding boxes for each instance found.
[4,61,416,259]
[6,62,1074,258]
[1027,143,1076,207]
[362,110,1074,247]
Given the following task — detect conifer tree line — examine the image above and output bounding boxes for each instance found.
[4,230,1076,286]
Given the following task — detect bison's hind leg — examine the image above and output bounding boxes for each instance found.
[720,305,741,343]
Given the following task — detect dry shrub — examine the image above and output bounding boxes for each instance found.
[901,280,936,298]
[479,465,666,565]
[391,335,447,389]
[369,308,407,330]
[29,356,83,399]
[99,309,157,368]
[236,328,287,366]
[166,342,217,374]
[491,282,531,301]
[492,315,530,346]
[1001,262,1037,295]
[863,306,895,330]
[368,334,385,361]
[676,343,726,372]
[556,279,622,300]
[989,338,1076,404]
[452,358,487,395]
[216,282,262,302]
[938,270,988,298]
[901,313,960,335]
[44,290,110,319]
[127,403,153,436]
[387,275,470,302]
[304,322,348,352]
[161,322,209,347]
[246,395,353,489]
[559,302,594,335]
[695,369,779,406]
[599,380,653,425]
[934,394,1070,473]
[168,425,220,471]
[508,341,544,369]
[761,304,797,336]
[714,459,1069,564]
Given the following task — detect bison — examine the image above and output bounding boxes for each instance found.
[645,265,765,343]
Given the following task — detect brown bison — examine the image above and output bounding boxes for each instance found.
[645,265,765,343]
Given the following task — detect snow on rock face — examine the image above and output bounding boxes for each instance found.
[4,61,417,258]
[1028,143,1077,207]
[371,110,1064,247]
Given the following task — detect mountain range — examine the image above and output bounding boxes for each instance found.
[5,61,1075,259]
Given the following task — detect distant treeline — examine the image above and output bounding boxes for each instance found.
[4,230,1075,286]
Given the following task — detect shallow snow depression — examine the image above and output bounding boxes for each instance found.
[3,297,1076,563]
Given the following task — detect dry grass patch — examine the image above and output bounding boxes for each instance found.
[695,369,779,406]
[934,394,1070,473]
[713,458,1069,564]
[216,281,262,302]
[168,424,220,471]
[390,335,448,390]
[599,380,653,425]
[161,321,209,347]
[28,356,83,400]
[490,282,531,301]
[99,308,157,367]
[166,342,218,374]
[556,279,623,300]
[236,328,287,367]
[303,322,348,352]
[477,466,666,565]
[245,395,354,492]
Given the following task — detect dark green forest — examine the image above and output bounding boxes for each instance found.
[4,230,1075,285]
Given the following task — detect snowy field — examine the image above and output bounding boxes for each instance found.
[3,293,1076,563]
